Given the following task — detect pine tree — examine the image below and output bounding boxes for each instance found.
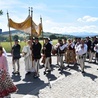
[0,10,3,16]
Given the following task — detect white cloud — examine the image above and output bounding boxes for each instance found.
[77,16,98,22]
[50,25,97,33]
[1,15,98,34]
[0,0,22,9]
[43,19,98,33]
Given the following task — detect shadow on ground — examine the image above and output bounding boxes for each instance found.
[82,71,97,81]
[11,74,21,82]
[16,75,48,95]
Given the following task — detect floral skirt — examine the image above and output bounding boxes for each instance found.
[65,50,76,64]
[0,69,18,97]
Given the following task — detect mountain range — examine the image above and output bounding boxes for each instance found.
[0,30,98,38]
[66,32,98,37]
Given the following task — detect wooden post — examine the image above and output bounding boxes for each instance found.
[31,7,33,37]
[40,16,44,46]
[28,7,30,16]
[7,11,12,49]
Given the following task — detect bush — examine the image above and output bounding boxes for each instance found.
[49,34,57,39]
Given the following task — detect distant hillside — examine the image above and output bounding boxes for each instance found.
[1,30,28,37]
[42,32,75,38]
[0,30,98,38]
[1,30,75,38]
[1,30,98,38]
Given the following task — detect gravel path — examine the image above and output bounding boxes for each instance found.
[23,61,98,98]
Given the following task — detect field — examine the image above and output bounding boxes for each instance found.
[0,39,58,53]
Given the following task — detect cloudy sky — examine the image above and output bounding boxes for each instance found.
[0,0,98,35]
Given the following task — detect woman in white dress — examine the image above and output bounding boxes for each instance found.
[22,40,34,75]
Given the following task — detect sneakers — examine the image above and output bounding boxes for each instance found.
[16,71,20,74]
[44,71,46,75]
[34,75,39,78]
[66,64,69,67]
[58,67,64,71]
[82,71,85,73]
[12,71,20,74]
[12,71,16,74]
[26,72,31,75]
[44,69,51,75]
[33,72,39,78]
[33,74,39,79]
[47,70,51,73]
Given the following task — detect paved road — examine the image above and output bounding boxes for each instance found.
[7,55,98,98]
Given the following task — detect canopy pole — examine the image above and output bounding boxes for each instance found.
[7,11,12,49]
[40,16,44,46]
[31,7,33,37]
[28,7,30,16]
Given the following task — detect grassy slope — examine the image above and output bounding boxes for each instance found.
[0,40,58,53]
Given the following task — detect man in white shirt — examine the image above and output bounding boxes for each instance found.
[75,38,81,64]
[76,39,87,73]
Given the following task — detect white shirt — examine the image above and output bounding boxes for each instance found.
[60,43,68,51]
[71,42,75,48]
[75,42,80,49]
[49,41,53,45]
[76,44,87,56]
[94,45,98,53]
[53,43,60,50]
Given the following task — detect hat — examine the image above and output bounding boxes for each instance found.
[15,39,19,42]
[29,37,35,40]
[64,37,67,40]
[44,37,49,40]
[35,37,39,40]
[68,38,71,40]
[27,40,31,42]
[96,44,98,46]
[86,36,91,39]
[57,38,61,42]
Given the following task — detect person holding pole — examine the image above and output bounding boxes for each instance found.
[43,38,52,75]
[32,37,42,78]
[11,39,21,74]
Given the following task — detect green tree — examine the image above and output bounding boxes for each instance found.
[49,34,57,39]
[0,10,3,15]
[13,35,19,40]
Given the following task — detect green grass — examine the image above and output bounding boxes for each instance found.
[0,39,58,53]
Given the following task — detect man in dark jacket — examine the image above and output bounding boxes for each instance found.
[85,37,92,61]
[43,38,52,74]
[12,39,21,74]
[32,37,42,78]
[90,36,98,63]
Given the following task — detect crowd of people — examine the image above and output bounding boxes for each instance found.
[11,36,98,75]
[0,36,98,97]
